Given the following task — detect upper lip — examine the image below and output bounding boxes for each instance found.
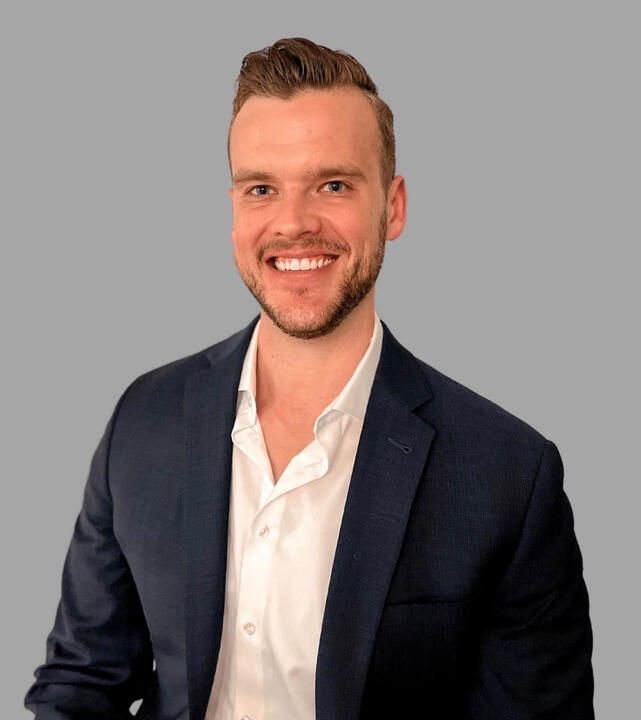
[260,239,346,264]
[268,250,337,260]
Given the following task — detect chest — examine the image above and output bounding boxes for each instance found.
[259,407,316,481]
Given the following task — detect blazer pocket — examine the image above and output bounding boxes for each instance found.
[379,595,480,644]
[363,598,482,711]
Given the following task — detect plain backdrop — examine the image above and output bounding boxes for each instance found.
[3,2,638,717]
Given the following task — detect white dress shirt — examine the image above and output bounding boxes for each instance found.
[206,316,383,720]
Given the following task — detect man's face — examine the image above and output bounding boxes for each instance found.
[228,87,406,340]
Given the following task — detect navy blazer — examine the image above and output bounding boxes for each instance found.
[26,320,594,719]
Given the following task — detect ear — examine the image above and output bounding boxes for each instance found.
[385,175,407,241]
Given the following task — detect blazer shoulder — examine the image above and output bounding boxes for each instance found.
[418,357,550,451]
[104,319,257,436]
[121,319,256,401]
[427,358,543,430]
[380,324,548,451]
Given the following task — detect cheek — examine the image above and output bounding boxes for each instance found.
[231,207,265,243]
[230,226,251,265]
[230,214,252,250]
[345,199,381,231]
[343,215,380,247]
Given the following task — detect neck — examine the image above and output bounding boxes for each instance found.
[255,302,376,418]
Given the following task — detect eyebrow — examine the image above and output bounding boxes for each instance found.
[232,165,366,186]
[306,165,366,181]
[232,170,275,186]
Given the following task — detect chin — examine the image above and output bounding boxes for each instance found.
[262,295,366,340]
[266,311,342,340]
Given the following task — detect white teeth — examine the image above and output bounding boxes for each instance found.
[274,257,336,271]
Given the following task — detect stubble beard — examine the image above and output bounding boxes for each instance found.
[236,213,388,340]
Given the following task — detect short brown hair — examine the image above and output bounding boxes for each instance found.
[230,37,396,187]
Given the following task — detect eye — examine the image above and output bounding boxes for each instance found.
[249,185,272,196]
[322,180,346,193]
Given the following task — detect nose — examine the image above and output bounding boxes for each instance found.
[272,190,322,239]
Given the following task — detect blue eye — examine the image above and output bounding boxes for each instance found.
[324,181,346,193]
[250,185,271,196]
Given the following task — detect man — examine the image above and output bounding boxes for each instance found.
[26,37,594,719]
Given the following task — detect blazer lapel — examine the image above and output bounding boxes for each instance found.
[316,325,436,720]
[183,322,256,720]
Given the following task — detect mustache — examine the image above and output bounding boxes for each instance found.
[258,237,349,262]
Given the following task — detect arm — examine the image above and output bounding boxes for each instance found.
[468,441,594,719]
[25,408,154,719]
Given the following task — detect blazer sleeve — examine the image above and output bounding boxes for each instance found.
[467,441,594,719]
[24,403,154,719]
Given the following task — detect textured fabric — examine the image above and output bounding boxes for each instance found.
[25,319,594,719]
[207,318,382,719]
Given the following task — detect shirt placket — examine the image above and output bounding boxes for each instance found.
[231,441,327,720]
[233,487,284,720]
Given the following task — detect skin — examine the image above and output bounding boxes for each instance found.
[228,87,407,479]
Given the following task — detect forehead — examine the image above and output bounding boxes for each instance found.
[229,87,381,172]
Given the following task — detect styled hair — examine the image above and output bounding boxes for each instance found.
[230,37,396,187]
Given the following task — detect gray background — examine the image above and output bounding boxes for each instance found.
[3,1,638,716]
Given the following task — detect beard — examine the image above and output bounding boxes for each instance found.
[236,212,387,340]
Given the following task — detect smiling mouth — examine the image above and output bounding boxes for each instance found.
[272,256,337,271]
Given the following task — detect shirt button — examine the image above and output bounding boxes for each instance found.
[243,622,256,636]
[257,525,269,538]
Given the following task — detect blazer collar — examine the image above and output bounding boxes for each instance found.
[376,320,433,409]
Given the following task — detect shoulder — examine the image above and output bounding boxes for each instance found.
[107,319,257,433]
[419,355,554,484]
[379,323,551,475]
[421,358,545,446]
[123,320,256,401]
